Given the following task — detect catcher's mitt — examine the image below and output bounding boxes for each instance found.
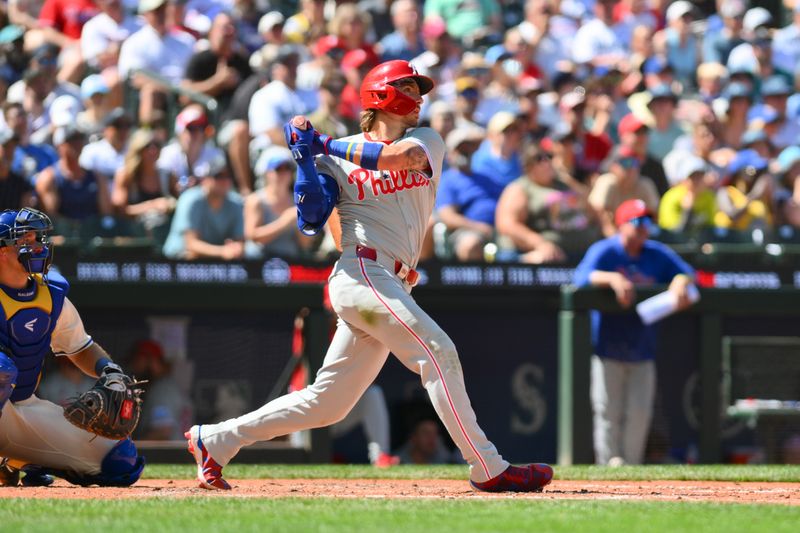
[63,369,145,440]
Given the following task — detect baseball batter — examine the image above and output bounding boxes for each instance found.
[0,208,144,487]
[186,60,553,492]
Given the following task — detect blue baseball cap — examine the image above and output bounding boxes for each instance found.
[740,129,768,146]
[647,83,677,103]
[484,45,512,65]
[0,25,25,45]
[761,75,793,97]
[747,103,780,125]
[643,56,671,75]
[724,81,753,101]
[254,146,295,176]
[726,149,768,175]
[777,146,800,173]
[80,74,110,100]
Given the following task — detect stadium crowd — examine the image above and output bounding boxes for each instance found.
[1,0,800,264]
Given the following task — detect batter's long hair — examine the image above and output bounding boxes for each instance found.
[360,109,377,132]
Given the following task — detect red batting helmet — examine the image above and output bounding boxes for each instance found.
[359,60,434,115]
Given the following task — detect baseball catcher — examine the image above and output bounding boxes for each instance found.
[0,208,145,487]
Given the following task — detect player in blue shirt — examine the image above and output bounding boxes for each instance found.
[573,199,697,465]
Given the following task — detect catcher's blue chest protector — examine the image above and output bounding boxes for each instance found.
[0,273,68,402]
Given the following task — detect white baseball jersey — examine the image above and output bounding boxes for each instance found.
[315,127,446,268]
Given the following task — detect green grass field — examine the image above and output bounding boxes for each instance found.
[2,465,799,533]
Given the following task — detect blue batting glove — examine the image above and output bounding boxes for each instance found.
[283,119,316,148]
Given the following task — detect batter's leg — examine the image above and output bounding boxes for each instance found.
[198,319,390,466]
[0,396,118,474]
[339,258,508,483]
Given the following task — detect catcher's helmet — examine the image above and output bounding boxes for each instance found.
[359,60,434,115]
[0,208,54,275]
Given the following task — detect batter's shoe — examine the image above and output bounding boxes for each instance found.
[470,463,553,493]
[373,452,400,469]
[20,466,54,487]
[185,425,231,490]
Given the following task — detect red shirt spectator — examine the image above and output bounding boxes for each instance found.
[39,0,99,40]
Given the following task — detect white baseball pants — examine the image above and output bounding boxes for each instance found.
[199,249,509,482]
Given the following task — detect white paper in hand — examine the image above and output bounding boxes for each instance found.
[636,284,700,325]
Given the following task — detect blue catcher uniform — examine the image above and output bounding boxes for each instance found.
[0,208,144,486]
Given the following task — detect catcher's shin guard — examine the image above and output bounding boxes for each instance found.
[48,439,145,487]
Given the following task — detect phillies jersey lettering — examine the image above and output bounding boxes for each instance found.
[347,169,432,201]
[316,127,445,267]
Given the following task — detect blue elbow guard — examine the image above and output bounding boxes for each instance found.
[326,138,384,170]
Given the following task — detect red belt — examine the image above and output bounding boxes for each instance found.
[355,245,420,287]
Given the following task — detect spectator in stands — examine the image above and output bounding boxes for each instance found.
[452,76,483,131]
[79,107,132,185]
[338,49,378,128]
[249,11,286,70]
[571,0,625,68]
[718,81,753,149]
[653,1,698,90]
[35,126,112,233]
[162,155,245,260]
[435,126,500,261]
[770,2,800,77]
[129,339,191,440]
[495,144,597,264]
[423,0,503,47]
[2,101,58,182]
[702,0,746,65]
[0,127,35,209]
[658,155,717,235]
[695,62,728,103]
[714,149,774,233]
[617,113,669,196]
[644,84,684,161]
[112,128,177,243]
[397,418,455,465]
[308,71,349,140]
[158,104,226,195]
[474,46,522,125]
[377,0,424,62]
[773,146,800,230]
[328,3,379,64]
[80,0,142,82]
[515,0,571,82]
[559,90,613,180]
[248,46,310,157]
[427,101,456,153]
[283,0,327,46]
[517,76,546,141]
[16,68,56,146]
[76,74,113,137]
[589,144,660,237]
[411,17,462,103]
[37,0,99,83]
[0,23,30,86]
[244,147,305,259]
[118,0,194,123]
[183,12,254,195]
[574,198,697,466]
[471,111,523,186]
[759,76,800,150]
[740,128,772,161]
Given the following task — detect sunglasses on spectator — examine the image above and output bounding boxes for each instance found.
[618,157,640,169]
[628,216,653,228]
[144,141,162,150]
[186,124,206,133]
[534,153,552,163]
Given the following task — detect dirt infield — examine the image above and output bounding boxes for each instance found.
[1,479,799,504]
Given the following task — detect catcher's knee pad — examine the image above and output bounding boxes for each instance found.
[0,353,18,409]
[57,439,145,487]
[98,438,145,486]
